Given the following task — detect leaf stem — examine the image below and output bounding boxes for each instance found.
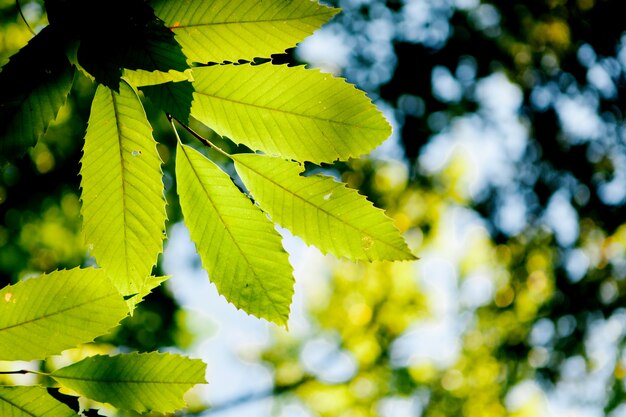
[0,369,45,376]
[167,114,231,159]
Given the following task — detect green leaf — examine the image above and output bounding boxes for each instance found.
[140,81,194,124]
[191,64,391,163]
[0,386,77,417]
[123,68,193,87]
[176,143,293,326]
[80,82,167,297]
[0,268,128,361]
[152,0,339,63]
[47,0,189,91]
[50,352,207,413]
[124,275,171,311]
[233,154,416,261]
[0,26,74,160]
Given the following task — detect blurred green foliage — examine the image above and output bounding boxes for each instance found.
[257,0,626,416]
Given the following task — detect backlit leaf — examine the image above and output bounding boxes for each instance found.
[0,268,128,361]
[80,82,167,297]
[123,68,193,87]
[51,352,207,413]
[176,143,293,326]
[233,154,416,261]
[0,26,74,160]
[124,275,171,311]
[152,0,338,63]
[0,386,77,417]
[191,64,391,163]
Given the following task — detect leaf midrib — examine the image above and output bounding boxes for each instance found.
[194,90,389,131]
[169,11,334,30]
[181,146,284,318]
[0,395,40,417]
[52,374,199,385]
[111,89,133,290]
[235,157,407,256]
[0,292,118,333]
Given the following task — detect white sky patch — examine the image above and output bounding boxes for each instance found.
[454,0,479,10]
[419,73,527,198]
[399,0,452,47]
[459,271,494,308]
[367,16,395,43]
[587,63,616,98]
[300,337,358,383]
[505,380,550,416]
[495,191,528,235]
[391,207,490,369]
[598,153,626,204]
[530,319,555,347]
[475,72,523,121]
[391,318,462,368]
[378,396,423,417]
[419,115,524,195]
[555,95,604,142]
[565,248,590,283]
[295,24,354,75]
[544,191,579,247]
[432,65,462,102]
[390,255,460,369]
[546,313,626,417]
[598,173,626,205]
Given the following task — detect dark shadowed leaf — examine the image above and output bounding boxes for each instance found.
[141,81,194,123]
[0,26,74,160]
[46,0,188,90]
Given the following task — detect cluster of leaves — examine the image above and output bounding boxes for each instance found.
[0,0,415,414]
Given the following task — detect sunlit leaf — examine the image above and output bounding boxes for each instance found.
[0,386,77,417]
[152,0,338,63]
[0,268,128,361]
[176,143,293,325]
[80,82,167,297]
[124,275,171,311]
[51,352,207,413]
[123,68,193,87]
[233,154,416,261]
[0,26,74,160]
[191,64,391,163]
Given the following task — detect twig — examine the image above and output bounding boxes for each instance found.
[167,114,231,159]
[0,369,37,375]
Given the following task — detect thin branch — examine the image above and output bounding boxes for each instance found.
[167,114,231,159]
[0,369,39,375]
[182,377,311,416]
